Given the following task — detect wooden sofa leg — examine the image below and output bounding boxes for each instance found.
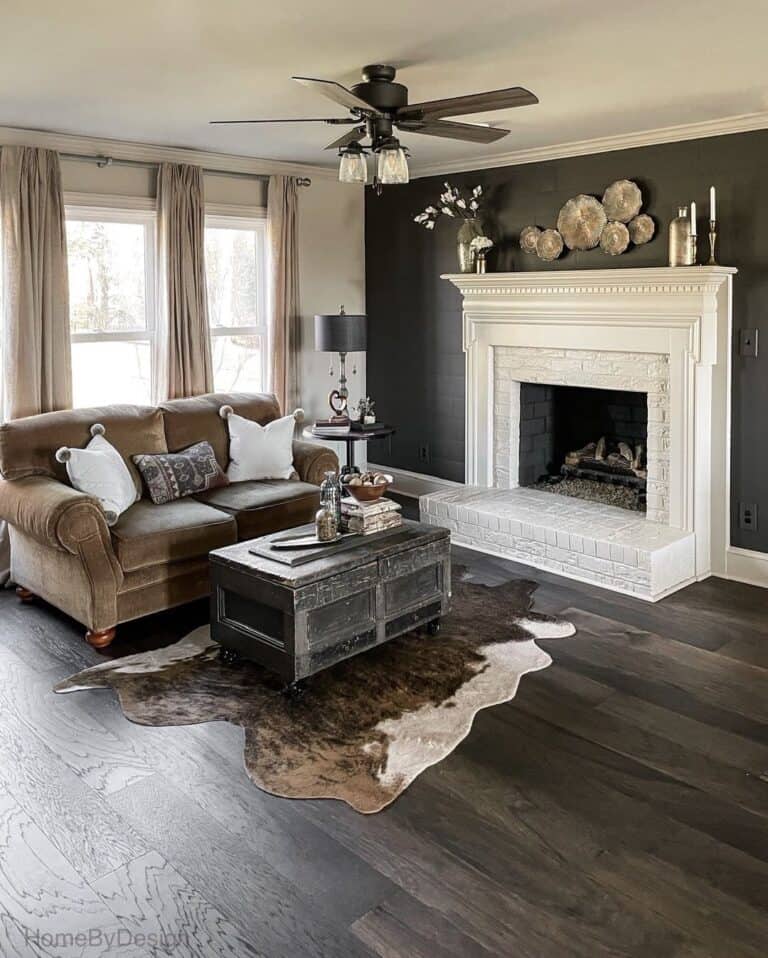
[85,628,116,650]
[16,586,35,603]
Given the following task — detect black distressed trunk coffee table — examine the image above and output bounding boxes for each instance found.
[209,521,451,685]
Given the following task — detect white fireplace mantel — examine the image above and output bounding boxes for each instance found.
[441,266,736,583]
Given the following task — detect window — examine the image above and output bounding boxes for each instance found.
[205,214,268,394]
[66,206,156,408]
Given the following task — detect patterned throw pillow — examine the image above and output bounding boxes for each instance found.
[133,441,229,505]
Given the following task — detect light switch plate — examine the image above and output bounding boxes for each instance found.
[739,328,759,358]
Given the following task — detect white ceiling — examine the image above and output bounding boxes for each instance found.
[1,0,767,173]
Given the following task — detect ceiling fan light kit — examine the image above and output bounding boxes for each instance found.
[338,142,368,184]
[376,138,409,185]
[211,64,538,191]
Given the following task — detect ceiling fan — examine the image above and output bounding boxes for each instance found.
[211,64,538,189]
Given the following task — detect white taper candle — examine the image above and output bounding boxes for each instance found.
[690,201,697,236]
[710,185,716,221]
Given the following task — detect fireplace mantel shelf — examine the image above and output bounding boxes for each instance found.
[442,265,737,295]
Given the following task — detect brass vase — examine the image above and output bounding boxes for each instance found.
[457,218,482,273]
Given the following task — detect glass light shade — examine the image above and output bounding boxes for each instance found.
[377,147,409,184]
[338,150,367,184]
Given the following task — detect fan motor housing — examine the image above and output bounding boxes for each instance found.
[352,65,408,112]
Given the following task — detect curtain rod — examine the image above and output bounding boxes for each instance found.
[58,152,311,186]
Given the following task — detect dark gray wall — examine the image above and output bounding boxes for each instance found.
[365,129,768,552]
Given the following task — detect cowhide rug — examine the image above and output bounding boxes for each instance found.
[55,573,575,813]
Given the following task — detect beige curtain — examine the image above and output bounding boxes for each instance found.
[268,175,300,412]
[0,145,71,584]
[155,162,213,400]
[1,146,71,419]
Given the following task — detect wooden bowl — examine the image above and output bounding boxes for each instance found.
[345,477,392,502]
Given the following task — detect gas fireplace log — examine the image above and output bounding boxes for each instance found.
[606,452,635,471]
[565,441,596,466]
[564,436,647,480]
[595,437,606,461]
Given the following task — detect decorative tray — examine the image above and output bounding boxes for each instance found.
[270,532,344,549]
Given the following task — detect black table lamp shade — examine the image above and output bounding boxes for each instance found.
[314,311,367,353]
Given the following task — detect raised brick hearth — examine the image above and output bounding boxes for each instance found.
[421,487,694,599]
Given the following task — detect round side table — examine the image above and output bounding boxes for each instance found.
[303,425,395,475]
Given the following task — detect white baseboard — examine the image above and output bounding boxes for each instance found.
[724,545,768,589]
[367,463,463,499]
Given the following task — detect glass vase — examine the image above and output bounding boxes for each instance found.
[668,206,694,266]
[319,470,342,525]
[315,506,338,541]
[457,218,482,273]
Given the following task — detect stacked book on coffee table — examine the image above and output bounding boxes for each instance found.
[340,497,402,535]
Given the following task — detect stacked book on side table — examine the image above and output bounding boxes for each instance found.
[312,416,351,437]
[340,496,402,535]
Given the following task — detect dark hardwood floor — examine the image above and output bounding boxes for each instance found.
[1,510,767,956]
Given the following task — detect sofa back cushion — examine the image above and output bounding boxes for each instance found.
[159,392,281,470]
[0,405,167,496]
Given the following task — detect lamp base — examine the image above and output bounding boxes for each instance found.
[328,388,348,417]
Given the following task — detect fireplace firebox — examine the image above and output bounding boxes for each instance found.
[519,384,648,512]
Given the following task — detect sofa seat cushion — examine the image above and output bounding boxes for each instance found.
[111,499,237,572]
[194,479,320,540]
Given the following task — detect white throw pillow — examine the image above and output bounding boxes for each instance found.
[55,424,138,525]
[222,408,298,482]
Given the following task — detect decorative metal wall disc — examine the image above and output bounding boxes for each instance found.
[536,228,564,261]
[602,179,642,223]
[557,195,607,250]
[519,225,542,254]
[599,221,630,256]
[627,213,655,245]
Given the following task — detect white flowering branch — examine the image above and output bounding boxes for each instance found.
[413,182,484,230]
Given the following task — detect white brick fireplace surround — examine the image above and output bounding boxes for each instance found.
[421,267,736,600]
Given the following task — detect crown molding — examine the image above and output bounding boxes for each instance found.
[409,111,768,178]
[7,108,767,184]
[0,124,336,179]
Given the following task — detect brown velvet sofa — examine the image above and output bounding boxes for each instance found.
[0,392,337,649]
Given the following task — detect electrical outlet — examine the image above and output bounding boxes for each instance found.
[739,502,758,531]
[739,329,759,358]
[417,442,431,464]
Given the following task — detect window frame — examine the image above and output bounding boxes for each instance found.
[64,201,158,406]
[204,209,269,394]
[65,202,157,344]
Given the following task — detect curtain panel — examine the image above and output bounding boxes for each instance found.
[155,162,213,400]
[0,146,72,419]
[267,175,300,413]
[0,145,72,584]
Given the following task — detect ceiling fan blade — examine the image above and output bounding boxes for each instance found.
[398,87,538,121]
[292,76,376,114]
[324,127,367,151]
[397,118,510,143]
[210,117,355,125]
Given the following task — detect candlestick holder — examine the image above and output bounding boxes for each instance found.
[689,233,698,266]
[707,219,717,265]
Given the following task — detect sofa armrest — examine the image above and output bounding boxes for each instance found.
[292,440,339,486]
[0,476,123,585]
